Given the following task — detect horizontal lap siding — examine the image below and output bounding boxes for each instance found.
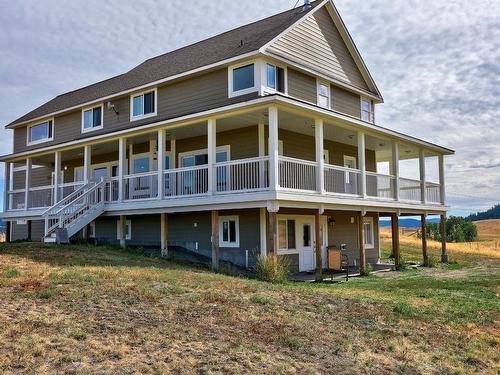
[287,68,317,103]
[268,7,369,92]
[94,215,161,247]
[332,87,361,119]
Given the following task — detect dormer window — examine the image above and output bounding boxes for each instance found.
[229,63,257,97]
[361,98,374,123]
[27,119,53,145]
[266,63,285,93]
[317,81,330,109]
[130,89,157,121]
[82,105,103,133]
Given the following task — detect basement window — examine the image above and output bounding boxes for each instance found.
[219,216,239,248]
[363,217,374,249]
[130,89,157,121]
[278,219,296,251]
[116,220,132,240]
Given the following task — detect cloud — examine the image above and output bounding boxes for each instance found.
[0,0,498,216]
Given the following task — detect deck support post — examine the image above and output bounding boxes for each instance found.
[118,137,126,202]
[357,132,367,198]
[24,157,31,210]
[119,215,126,248]
[267,205,278,256]
[358,212,366,275]
[315,118,324,194]
[440,214,448,263]
[6,221,11,243]
[268,106,279,191]
[160,213,168,257]
[315,209,323,281]
[259,207,267,257]
[391,213,401,269]
[207,119,216,195]
[27,220,32,242]
[421,213,429,266]
[211,210,219,270]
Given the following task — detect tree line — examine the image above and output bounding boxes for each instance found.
[422,216,478,243]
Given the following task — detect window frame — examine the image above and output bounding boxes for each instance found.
[363,216,375,249]
[361,97,374,123]
[317,80,331,109]
[81,104,104,133]
[264,62,287,95]
[219,215,240,248]
[278,218,297,254]
[89,221,96,238]
[228,61,258,98]
[116,219,132,240]
[178,145,231,167]
[26,118,54,146]
[130,88,158,121]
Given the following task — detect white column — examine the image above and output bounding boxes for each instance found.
[259,207,267,257]
[157,129,165,199]
[315,118,324,194]
[357,131,366,198]
[54,152,61,203]
[4,162,11,211]
[24,158,31,209]
[439,154,445,205]
[207,118,217,195]
[419,149,426,204]
[118,137,126,202]
[83,145,91,184]
[392,142,400,201]
[268,106,279,191]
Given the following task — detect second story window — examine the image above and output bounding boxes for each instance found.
[229,63,257,97]
[317,81,330,109]
[131,89,157,121]
[82,105,103,133]
[266,64,285,93]
[361,98,374,123]
[27,119,53,145]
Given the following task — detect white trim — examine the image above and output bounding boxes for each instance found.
[363,216,374,249]
[228,61,259,98]
[130,88,158,121]
[116,219,131,240]
[317,79,331,109]
[277,216,298,255]
[130,151,152,174]
[343,155,357,169]
[26,118,54,146]
[219,215,240,248]
[178,145,230,167]
[360,97,374,124]
[262,61,288,96]
[81,104,104,133]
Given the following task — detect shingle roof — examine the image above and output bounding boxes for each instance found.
[7,1,323,128]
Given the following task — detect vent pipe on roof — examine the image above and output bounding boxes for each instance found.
[303,0,312,10]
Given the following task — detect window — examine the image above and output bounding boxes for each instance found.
[27,120,53,145]
[74,167,84,182]
[82,105,103,132]
[361,98,374,123]
[229,63,257,97]
[133,157,150,173]
[130,89,157,120]
[89,221,96,238]
[278,219,296,250]
[363,217,374,249]
[266,64,286,93]
[317,81,330,109]
[116,219,132,240]
[219,216,239,247]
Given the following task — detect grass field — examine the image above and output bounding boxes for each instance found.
[0,237,499,373]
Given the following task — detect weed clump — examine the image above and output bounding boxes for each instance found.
[255,256,290,283]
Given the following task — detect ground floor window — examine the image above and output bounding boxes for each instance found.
[363,217,374,249]
[116,220,132,240]
[219,216,239,247]
[89,221,96,238]
[278,219,296,251]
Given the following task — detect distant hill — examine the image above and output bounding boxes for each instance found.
[380,217,440,228]
[466,204,500,222]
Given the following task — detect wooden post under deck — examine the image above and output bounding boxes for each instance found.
[421,214,429,266]
[211,210,219,270]
[440,214,448,263]
[119,215,126,249]
[6,221,11,243]
[161,213,168,257]
[358,212,366,275]
[27,220,32,242]
[315,210,323,281]
[391,213,401,269]
[267,211,277,256]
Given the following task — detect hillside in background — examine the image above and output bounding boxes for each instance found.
[466,204,500,221]
[379,218,440,228]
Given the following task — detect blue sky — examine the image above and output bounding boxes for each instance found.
[0,0,499,215]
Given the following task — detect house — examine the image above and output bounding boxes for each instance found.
[0,0,453,274]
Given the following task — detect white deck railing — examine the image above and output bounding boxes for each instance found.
[164,165,209,198]
[28,185,54,209]
[399,177,422,202]
[426,182,441,203]
[279,156,316,191]
[324,164,361,195]
[59,182,85,200]
[7,189,26,211]
[215,156,269,193]
[366,172,396,200]
[124,172,159,201]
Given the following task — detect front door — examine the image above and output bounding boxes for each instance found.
[299,220,315,272]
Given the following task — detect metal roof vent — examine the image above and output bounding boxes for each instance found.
[303,0,312,10]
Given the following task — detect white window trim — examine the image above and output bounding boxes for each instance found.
[219,215,240,248]
[363,216,375,249]
[130,151,152,174]
[81,104,104,133]
[323,149,330,164]
[262,61,288,95]
[26,118,54,146]
[277,217,298,255]
[116,219,132,240]
[178,145,231,166]
[89,221,96,238]
[343,155,357,169]
[228,61,259,98]
[130,87,158,122]
[361,97,374,123]
[317,79,331,109]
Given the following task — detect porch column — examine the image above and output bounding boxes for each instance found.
[207,118,217,195]
[392,142,400,201]
[160,213,168,256]
[391,213,401,268]
[439,155,446,204]
[440,214,448,263]
[315,118,325,194]
[118,137,126,202]
[211,210,219,270]
[119,215,126,248]
[357,132,367,198]
[3,161,11,211]
[83,145,91,184]
[315,209,323,281]
[157,129,165,199]
[421,213,429,266]
[419,149,426,204]
[54,152,61,203]
[24,158,31,210]
[268,106,279,191]
[259,207,267,257]
[358,212,366,275]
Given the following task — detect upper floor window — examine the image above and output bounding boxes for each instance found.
[130,89,157,121]
[266,63,285,93]
[361,98,374,123]
[229,63,256,97]
[27,119,53,145]
[317,81,330,109]
[82,105,103,133]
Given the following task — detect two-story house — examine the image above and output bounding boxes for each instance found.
[0,0,453,274]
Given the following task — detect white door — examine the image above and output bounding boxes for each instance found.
[299,220,315,272]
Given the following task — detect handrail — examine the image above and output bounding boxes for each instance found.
[365,171,395,178]
[124,171,158,178]
[399,177,421,184]
[279,155,317,166]
[52,180,104,216]
[215,156,269,167]
[28,184,54,191]
[41,182,90,216]
[324,163,361,173]
[163,164,209,173]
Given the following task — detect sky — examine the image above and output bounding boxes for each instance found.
[0,0,499,216]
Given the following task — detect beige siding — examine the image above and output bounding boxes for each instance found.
[268,7,370,91]
[287,68,317,103]
[332,86,360,118]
